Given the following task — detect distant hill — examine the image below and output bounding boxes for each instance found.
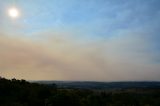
[35,81,160,89]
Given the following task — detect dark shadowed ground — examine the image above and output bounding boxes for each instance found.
[1,77,160,106]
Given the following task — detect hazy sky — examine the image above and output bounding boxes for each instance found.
[0,0,160,81]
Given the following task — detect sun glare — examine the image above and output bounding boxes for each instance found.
[8,7,19,18]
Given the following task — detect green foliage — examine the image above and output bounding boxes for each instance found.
[0,77,160,106]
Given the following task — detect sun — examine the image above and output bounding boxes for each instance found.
[8,7,20,18]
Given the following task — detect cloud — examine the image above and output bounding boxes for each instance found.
[0,30,160,81]
[102,32,160,81]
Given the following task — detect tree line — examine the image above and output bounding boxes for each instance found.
[0,77,160,106]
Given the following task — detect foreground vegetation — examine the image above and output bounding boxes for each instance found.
[0,78,160,106]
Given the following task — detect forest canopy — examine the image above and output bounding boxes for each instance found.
[0,77,160,106]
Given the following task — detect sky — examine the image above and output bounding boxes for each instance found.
[0,0,160,81]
